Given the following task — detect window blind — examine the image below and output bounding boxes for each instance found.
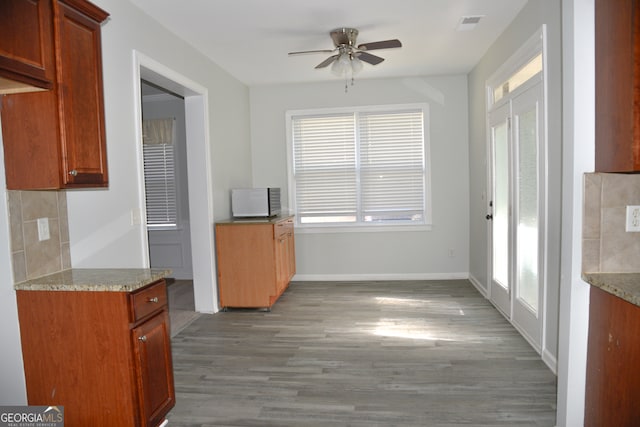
[292,113,357,223]
[359,109,425,222]
[290,105,427,226]
[142,119,177,227]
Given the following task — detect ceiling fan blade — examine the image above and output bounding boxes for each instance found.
[357,39,402,51]
[356,51,385,65]
[315,55,339,69]
[288,49,335,56]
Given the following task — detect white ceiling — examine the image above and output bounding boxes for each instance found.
[129,0,528,86]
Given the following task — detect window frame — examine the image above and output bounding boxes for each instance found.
[285,103,432,234]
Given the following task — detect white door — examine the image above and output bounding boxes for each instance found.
[511,82,544,349]
[488,102,511,317]
[487,82,545,351]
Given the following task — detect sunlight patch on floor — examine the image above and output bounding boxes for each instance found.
[374,296,466,316]
[372,318,457,341]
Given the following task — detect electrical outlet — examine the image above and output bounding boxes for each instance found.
[37,217,50,241]
[626,206,640,232]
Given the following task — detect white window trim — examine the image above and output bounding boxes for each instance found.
[285,103,432,234]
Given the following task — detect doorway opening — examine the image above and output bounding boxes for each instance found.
[134,51,219,319]
[140,80,197,335]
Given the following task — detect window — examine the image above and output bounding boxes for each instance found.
[493,53,543,104]
[286,104,430,230]
[142,118,177,227]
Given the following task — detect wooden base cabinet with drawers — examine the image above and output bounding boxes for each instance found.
[215,216,296,309]
[16,279,175,427]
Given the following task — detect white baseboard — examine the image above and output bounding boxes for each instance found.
[542,348,558,375]
[291,272,469,282]
[468,273,488,297]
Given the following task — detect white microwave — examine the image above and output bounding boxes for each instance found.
[231,188,281,218]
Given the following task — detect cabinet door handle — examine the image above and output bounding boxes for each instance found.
[68,169,78,176]
[147,297,159,303]
[138,335,147,342]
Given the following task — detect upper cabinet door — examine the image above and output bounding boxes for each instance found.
[56,1,109,187]
[0,0,54,93]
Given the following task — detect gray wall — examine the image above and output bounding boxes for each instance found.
[467,0,562,364]
[250,76,470,279]
[67,0,253,268]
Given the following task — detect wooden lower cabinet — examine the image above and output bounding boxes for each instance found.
[16,279,175,427]
[216,216,296,309]
[585,285,640,426]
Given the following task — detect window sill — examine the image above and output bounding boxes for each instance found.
[147,225,181,231]
[294,224,432,234]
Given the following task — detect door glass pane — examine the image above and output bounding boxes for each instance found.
[493,121,509,290]
[516,107,538,312]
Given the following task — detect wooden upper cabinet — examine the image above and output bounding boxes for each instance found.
[595,0,640,172]
[0,0,109,190]
[0,0,54,93]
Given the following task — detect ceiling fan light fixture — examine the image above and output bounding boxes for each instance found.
[331,53,351,76]
[350,55,363,74]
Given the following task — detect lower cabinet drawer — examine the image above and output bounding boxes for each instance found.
[131,280,167,322]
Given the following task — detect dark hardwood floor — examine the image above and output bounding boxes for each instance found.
[167,280,557,426]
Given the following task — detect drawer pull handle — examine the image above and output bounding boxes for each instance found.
[147,297,159,303]
[68,169,78,177]
[138,335,147,342]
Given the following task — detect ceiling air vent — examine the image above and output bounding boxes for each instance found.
[457,15,484,31]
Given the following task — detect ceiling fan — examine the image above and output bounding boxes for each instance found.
[288,27,402,70]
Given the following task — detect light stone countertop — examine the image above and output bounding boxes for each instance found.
[14,268,171,292]
[582,273,640,307]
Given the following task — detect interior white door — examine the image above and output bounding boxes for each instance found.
[488,102,511,317]
[511,82,544,350]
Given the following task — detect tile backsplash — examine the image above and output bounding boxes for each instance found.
[583,173,640,273]
[8,191,70,283]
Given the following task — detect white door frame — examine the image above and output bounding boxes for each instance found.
[133,51,219,313]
